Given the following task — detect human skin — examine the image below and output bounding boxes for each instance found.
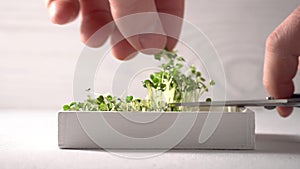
[45,0,184,60]
[264,6,300,117]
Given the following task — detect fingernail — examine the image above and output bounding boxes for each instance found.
[49,2,57,20]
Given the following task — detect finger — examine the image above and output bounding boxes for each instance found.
[276,107,293,117]
[79,0,114,47]
[111,27,137,60]
[46,0,79,24]
[109,0,167,54]
[156,0,184,50]
[263,6,300,117]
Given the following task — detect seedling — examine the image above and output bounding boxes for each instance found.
[63,49,214,112]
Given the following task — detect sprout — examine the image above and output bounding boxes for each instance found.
[63,49,214,112]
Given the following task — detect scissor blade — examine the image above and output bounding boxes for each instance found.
[171,98,300,108]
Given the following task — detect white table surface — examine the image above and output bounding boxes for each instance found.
[0,109,299,169]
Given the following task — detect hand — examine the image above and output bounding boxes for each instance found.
[45,0,184,60]
[263,6,300,117]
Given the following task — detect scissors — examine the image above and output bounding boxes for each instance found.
[169,94,300,110]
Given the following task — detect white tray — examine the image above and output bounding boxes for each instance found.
[58,107,255,150]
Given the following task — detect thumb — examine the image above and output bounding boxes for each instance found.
[108,0,167,54]
[263,6,300,117]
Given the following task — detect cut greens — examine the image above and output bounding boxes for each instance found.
[63,49,215,112]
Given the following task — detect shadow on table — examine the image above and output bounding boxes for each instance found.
[168,134,300,154]
[253,134,300,154]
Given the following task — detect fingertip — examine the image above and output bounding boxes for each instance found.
[277,106,293,118]
[165,37,178,51]
[138,33,167,54]
[48,0,79,25]
[114,51,138,60]
[111,39,138,60]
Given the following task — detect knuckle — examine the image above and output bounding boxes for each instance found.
[265,26,290,54]
[266,29,283,49]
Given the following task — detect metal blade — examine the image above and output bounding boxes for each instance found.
[170,98,300,108]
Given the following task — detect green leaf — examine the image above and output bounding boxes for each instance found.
[190,65,196,74]
[99,103,108,111]
[106,95,113,101]
[176,57,185,62]
[143,79,153,88]
[126,96,133,103]
[206,98,212,102]
[154,53,161,60]
[97,95,104,103]
[175,63,183,69]
[63,105,70,111]
[70,102,76,107]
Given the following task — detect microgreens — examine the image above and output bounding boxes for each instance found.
[63,49,214,112]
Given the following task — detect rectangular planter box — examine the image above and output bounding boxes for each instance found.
[58,107,255,150]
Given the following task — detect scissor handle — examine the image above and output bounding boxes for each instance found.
[292,93,300,99]
[291,93,300,108]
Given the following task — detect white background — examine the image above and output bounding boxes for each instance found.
[1,0,300,109]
